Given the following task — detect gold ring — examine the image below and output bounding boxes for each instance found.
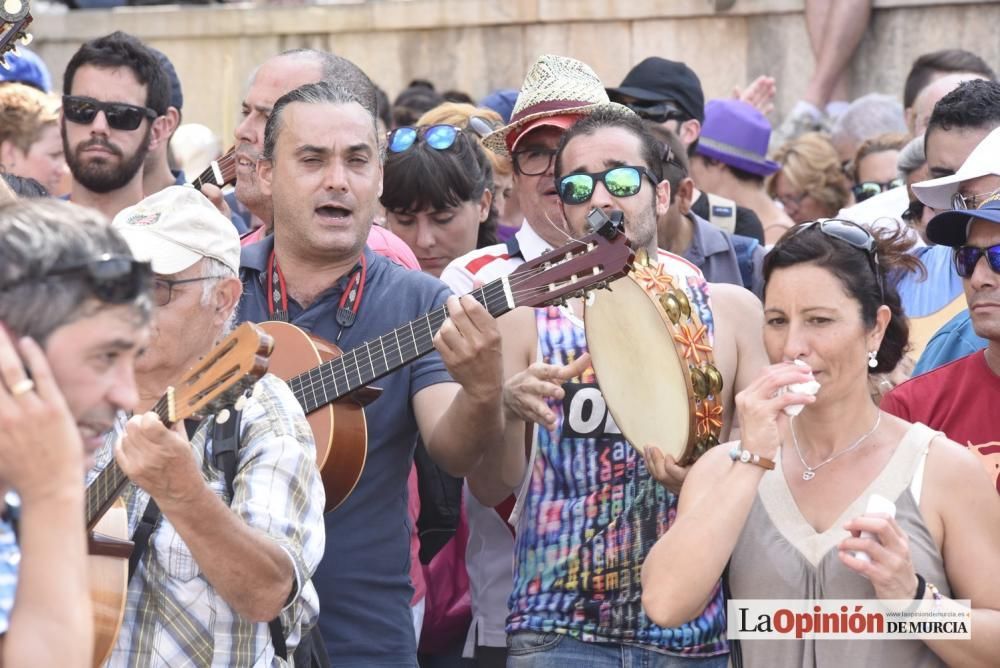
[10,379,34,396]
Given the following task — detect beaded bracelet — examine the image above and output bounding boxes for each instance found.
[729,446,776,471]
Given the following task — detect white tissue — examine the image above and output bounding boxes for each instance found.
[780,359,821,417]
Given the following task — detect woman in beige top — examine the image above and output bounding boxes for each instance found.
[640,220,1000,666]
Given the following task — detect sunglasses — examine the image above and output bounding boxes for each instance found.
[63,95,158,132]
[901,200,925,224]
[387,124,465,153]
[852,178,905,203]
[624,100,689,124]
[0,254,152,304]
[951,186,1000,211]
[556,166,659,205]
[954,244,1000,278]
[467,116,502,139]
[790,219,884,303]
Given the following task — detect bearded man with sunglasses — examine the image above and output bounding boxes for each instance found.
[882,128,1000,492]
[0,198,153,666]
[473,107,767,666]
[61,31,171,221]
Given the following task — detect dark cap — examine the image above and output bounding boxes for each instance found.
[926,196,1000,247]
[607,57,705,123]
[149,47,183,111]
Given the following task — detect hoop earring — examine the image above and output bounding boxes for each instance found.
[867,350,878,368]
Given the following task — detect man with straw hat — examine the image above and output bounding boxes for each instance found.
[444,55,631,666]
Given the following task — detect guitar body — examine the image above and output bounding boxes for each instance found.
[88,498,131,667]
[259,321,372,512]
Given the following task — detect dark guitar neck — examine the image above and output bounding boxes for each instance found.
[85,392,175,531]
[287,278,514,413]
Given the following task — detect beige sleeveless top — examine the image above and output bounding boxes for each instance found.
[728,422,950,667]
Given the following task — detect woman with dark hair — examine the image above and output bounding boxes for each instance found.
[641,221,1000,666]
[380,123,496,277]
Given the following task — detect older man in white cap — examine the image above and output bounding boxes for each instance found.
[91,186,326,666]
[882,127,1000,491]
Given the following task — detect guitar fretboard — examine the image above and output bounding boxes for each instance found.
[85,393,173,530]
[287,277,513,413]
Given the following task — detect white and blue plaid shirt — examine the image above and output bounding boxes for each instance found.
[89,374,325,667]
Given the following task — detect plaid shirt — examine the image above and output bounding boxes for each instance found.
[89,374,325,667]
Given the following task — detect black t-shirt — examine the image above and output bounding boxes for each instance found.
[692,191,765,243]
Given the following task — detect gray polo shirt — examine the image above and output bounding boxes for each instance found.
[681,212,764,297]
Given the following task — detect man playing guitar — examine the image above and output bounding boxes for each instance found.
[91,186,325,666]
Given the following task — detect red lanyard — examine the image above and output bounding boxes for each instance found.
[266,250,367,336]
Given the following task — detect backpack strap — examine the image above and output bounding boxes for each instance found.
[706,193,737,235]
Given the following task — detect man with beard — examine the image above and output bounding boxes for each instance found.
[61,31,170,220]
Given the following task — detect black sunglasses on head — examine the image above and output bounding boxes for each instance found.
[0,254,153,304]
[788,219,885,304]
[62,95,158,132]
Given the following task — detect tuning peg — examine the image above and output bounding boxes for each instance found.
[0,59,9,71]
[20,32,32,46]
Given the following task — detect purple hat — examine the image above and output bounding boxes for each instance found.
[696,99,780,176]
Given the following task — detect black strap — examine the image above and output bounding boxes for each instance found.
[504,234,522,260]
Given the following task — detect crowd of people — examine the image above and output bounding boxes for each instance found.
[0,13,998,668]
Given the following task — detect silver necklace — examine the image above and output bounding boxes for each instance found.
[790,411,882,481]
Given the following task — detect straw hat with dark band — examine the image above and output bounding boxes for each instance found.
[482,54,632,157]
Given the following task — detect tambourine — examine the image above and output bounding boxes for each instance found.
[585,251,724,466]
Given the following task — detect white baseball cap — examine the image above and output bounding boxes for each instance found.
[912,125,1000,210]
[112,186,241,275]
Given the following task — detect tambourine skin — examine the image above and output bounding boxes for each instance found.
[585,259,724,466]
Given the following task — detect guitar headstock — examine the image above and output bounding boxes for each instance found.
[192,146,237,190]
[163,322,274,424]
[507,216,634,309]
[0,0,33,68]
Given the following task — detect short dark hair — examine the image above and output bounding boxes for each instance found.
[262,81,378,162]
[925,79,1000,138]
[0,199,151,343]
[763,224,923,373]
[392,80,443,128]
[903,49,997,109]
[644,122,688,204]
[554,107,663,183]
[380,129,496,248]
[374,85,392,129]
[63,31,170,116]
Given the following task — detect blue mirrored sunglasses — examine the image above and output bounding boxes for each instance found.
[387,124,464,153]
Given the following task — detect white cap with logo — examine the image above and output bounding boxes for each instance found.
[111,186,241,275]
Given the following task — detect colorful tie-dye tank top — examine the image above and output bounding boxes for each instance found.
[507,253,727,656]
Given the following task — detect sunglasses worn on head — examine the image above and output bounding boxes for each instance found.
[0,254,152,304]
[790,219,884,304]
[954,244,1000,278]
[852,178,905,203]
[557,166,659,205]
[63,95,158,132]
[952,186,1000,211]
[387,124,465,153]
[624,100,688,124]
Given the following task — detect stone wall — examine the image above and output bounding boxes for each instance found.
[30,0,999,142]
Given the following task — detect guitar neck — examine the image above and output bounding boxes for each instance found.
[191,149,235,190]
[85,394,174,530]
[288,277,514,413]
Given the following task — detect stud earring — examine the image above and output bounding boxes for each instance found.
[867,350,878,368]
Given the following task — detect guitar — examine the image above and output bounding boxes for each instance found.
[86,322,273,667]
[0,0,33,66]
[260,216,636,512]
[190,146,237,191]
